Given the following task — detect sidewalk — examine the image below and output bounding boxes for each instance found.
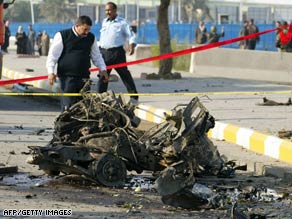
[2,50,292,166]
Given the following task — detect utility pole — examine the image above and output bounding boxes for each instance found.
[30,0,34,24]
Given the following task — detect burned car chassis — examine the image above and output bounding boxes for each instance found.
[28,91,233,205]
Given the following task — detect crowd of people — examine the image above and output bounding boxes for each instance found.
[14,24,50,56]
[2,21,50,56]
[194,18,292,52]
[239,18,260,50]
[275,20,292,52]
[195,21,225,45]
[194,18,262,50]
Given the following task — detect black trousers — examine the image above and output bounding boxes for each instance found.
[59,76,86,112]
[99,47,138,100]
[248,40,257,50]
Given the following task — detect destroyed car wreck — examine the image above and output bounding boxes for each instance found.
[28,90,243,209]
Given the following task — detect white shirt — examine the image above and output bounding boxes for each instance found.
[46,26,106,75]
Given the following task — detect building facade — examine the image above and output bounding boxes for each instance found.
[80,0,292,24]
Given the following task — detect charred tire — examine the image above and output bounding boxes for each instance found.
[89,153,127,187]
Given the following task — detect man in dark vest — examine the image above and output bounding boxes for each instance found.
[46,15,108,111]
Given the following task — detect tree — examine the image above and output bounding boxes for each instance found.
[39,0,76,23]
[157,0,173,76]
[181,0,214,23]
[4,1,31,22]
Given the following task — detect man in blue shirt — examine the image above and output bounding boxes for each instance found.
[99,1,138,103]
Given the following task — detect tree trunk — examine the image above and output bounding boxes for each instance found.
[157,0,173,75]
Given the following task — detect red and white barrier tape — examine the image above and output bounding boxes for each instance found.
[0,27,276,87]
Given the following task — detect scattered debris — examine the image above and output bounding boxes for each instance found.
[0,165,18,174]
[142,83,152,87]
[256,97,292,106]
[25,68,34,72]
[1,173,50,188]
[25,194,37,199]
[14,125,23,130]
[125,176,155,191]
[31,128,46,135]
[28,90,243,209]
[30,128,54,136]
[12,83,33,93]
[174,89,189,92]
[278,130,292,139]
[146,72,182,80]
[9,150,15,155]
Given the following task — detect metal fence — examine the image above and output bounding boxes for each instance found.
[10,22,277,51]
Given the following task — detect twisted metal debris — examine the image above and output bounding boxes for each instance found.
[28,90,239,209]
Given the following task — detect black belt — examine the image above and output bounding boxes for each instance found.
[99,46,123,51]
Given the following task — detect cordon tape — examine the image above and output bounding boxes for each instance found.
[0,27,277,87]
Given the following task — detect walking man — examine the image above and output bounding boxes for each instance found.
[247,18,260,50]
[195,21,207,45]
[46,15,108,111]
[99,1,139,103]
[239,20,249,49]
[27,24,36,55]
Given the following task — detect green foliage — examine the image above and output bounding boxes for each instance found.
[4,0,76,23]
[151,41,191,72]
[40,0,76,23]
[4,1,31,22]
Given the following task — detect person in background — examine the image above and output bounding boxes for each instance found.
[41,30,50,56]
[239,20,249,49]
[15,26,27,54]
[195,21,207,45]
[247,18,260,50]
[36,31,42,56]
[279,22,292,53]
[2,20,11,53]
[275,21,282,51]
[207,26,224,43]
[98,1,138,103]
[27,24,36,55]
[46,15,108,111]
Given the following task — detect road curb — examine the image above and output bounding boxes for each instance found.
[2,67,60,92]
[135,104,292,166]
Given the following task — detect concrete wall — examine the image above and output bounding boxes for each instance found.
[190,48,292,84]
[127,44,153,67]
[131,45,292,84]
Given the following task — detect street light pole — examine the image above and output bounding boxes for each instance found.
[136,0,139,38]
[30,0,34,24]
